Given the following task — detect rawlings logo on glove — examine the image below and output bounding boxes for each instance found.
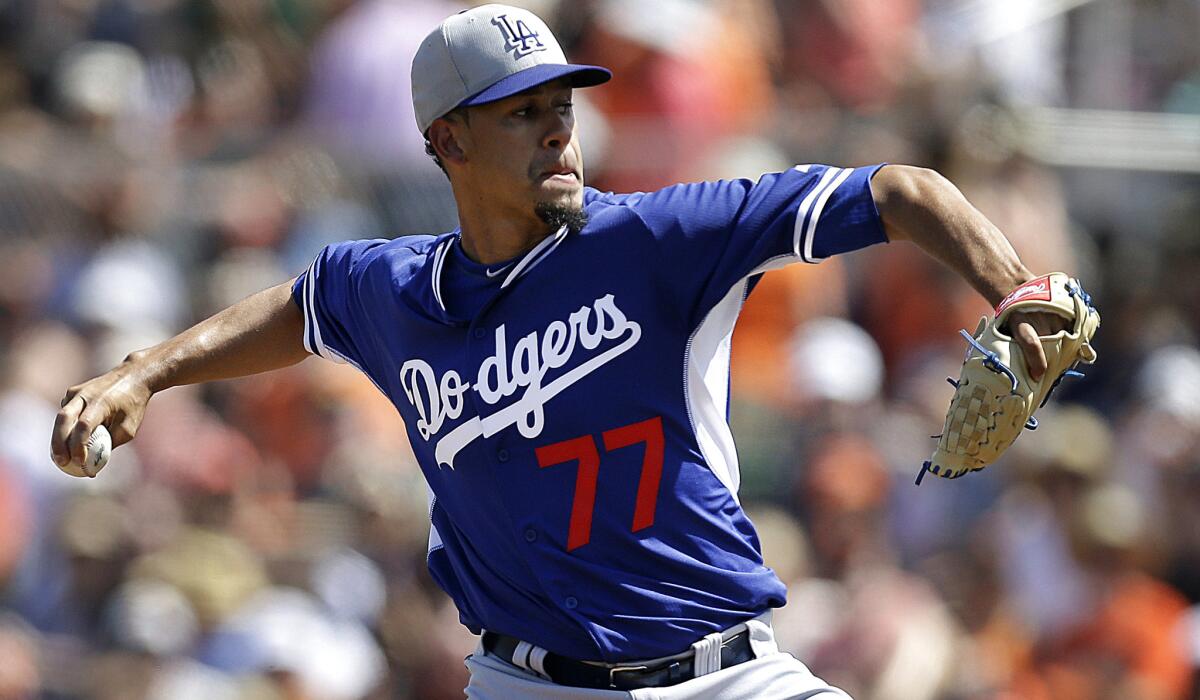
[916,273,1100,485]
[995,276,1052,315]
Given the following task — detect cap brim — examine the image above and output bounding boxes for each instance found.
[459,63,611,108]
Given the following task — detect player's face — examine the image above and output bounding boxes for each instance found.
[460,80,584,215]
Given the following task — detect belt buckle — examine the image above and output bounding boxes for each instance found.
[608,664,649,689]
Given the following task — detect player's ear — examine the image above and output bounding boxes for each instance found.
[428,114,468,167]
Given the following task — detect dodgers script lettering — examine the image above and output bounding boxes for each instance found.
[399,294,642,468]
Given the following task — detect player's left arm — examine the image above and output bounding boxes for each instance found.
[870,164,1066,380]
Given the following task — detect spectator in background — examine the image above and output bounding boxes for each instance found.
[0,617,40,700]
[0,460,30,588]
[784,434,960,700]
[306,0,462,235]
[574,0,777,192]
[1037,483,1192,700]
[307,0,459,168]
[777,0,922,113]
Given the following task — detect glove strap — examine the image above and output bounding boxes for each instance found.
[959,330,1019,392]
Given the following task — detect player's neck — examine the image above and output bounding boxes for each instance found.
[456,202,555,266]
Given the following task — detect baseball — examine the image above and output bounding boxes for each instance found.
[58,425,111,478]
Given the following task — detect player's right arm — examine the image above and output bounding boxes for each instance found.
[51,278,307,469]
[869,165,1068,379]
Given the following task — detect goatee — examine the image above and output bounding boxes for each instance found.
[535,201,589,235]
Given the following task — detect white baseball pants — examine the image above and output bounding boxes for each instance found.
[462,614,852,700]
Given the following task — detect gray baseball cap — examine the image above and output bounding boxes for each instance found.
[411,4,611,134]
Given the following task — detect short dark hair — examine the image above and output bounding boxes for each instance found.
[424,107,470,176]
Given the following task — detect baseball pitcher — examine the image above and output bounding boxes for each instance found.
[52,5,1096,698]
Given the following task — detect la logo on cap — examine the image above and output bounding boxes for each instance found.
[492,13,547,57]
[410,5,610,133]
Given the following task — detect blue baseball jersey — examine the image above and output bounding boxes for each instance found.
[293,164,889,661]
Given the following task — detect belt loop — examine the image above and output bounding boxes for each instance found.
[690,631,724,676]
[528,646,550,679]
[744,611,779,659]
[512,640,535,672]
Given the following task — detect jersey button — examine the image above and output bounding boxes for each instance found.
[564,597,578,610]
[523,528,537,543]
[473,328,486,339]
[497,449,510,463]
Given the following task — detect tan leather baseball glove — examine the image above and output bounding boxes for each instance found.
[916,273,1100,484]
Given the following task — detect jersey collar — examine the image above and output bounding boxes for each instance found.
[431,225,569,316]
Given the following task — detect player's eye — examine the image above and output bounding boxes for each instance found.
[513,105,534,118]
[555,102,573,115]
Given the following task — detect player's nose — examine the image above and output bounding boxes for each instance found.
[541,111,573,151]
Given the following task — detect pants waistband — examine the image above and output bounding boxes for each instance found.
[480,612,777,691]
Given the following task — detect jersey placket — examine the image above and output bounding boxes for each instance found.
[448,227,598,632]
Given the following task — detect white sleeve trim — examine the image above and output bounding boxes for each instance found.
[301,256,346,365]
[791,166,855,264]
[301,259,316,356]
[300,253,393,401]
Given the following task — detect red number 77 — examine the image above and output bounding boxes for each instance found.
[535,416,665,552]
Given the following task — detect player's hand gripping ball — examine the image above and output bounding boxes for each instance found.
[917,273,1099,484]
[58,425,112,479]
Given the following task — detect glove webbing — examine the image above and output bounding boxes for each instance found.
[913,330,1087,486]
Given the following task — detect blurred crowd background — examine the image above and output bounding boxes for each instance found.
[0,0,1197,698]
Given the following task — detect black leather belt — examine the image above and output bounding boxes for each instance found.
[481,630,756,691]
